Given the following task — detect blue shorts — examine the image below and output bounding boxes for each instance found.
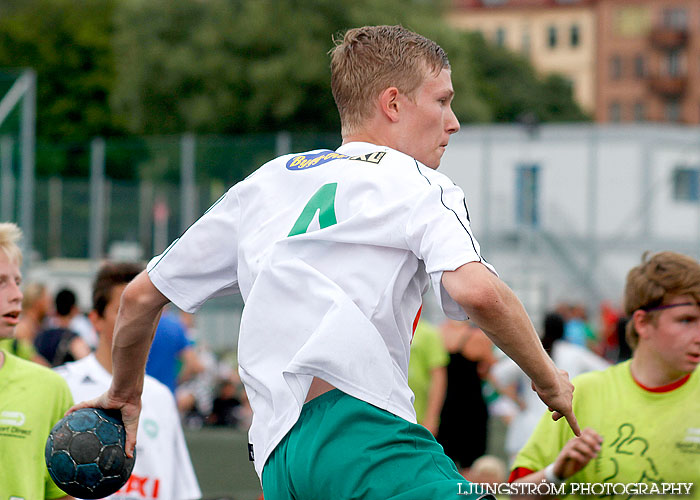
[262,389,491,500]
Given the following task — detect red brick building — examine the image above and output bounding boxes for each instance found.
[596,1,700,123]
[450,0,700,124]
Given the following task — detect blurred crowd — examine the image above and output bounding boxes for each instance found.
[8,269,696,499]
[5,278,628,453]
[3,276,634,488]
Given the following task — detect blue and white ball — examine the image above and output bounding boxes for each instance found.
[45,408,136,499]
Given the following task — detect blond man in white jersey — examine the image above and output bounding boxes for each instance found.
[71,25,579,500]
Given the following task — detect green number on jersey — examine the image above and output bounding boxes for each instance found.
[288,183,338,236]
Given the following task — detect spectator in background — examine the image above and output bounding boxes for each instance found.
[0,222,74,499]
[407,320,448,436]
[34,288,91,367]
[615,315,632,362]
[65,292,98,350]
[465,455,507,487]
[437,320,496,475]
[593,300,622,361]
[207,378,243,427]
[212,349,253,430]
[145,306,204,394]
[0,323,40,361]
[174,313,222,427]
[12,281,51,364]
[561,302,596,348]
[56,261,201,500]
[491,311,609,465]
[176,340,220,427]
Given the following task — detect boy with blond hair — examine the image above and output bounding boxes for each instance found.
[0,222,74,499]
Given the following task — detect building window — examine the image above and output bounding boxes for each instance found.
[615,6,652,37]
[547,25,558,48]
[672,167,700,201]
[516,164,539,227]
[665,100,682,122]
[610,55,623,80]
[570,24,580,47]
[633,101,646,122]
[634,55,646,78]
[609,101,622,122]
[663,8,687,29]
[495,27,507,47]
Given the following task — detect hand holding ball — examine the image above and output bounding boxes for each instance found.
[45,408,135,499]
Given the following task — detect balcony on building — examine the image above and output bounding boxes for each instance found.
[649,27,688,49]
[647,75,687,97]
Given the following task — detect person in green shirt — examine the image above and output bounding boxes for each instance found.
[510,251,700,499]
[0,334,38,360]
[0,222,74,500]
[408,320,449,435]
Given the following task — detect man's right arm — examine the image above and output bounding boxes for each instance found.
[68,270,169,456]
[441,261,580,436]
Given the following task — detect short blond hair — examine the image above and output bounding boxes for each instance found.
[624,251,700,349]
[22,282,47,311]
[330,25,450,136]
[469,455,506,483]
[0,222,23,266]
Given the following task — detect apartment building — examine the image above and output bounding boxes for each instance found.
[449,0,598,112]
[450,0,700,124]
[597,1,700,124]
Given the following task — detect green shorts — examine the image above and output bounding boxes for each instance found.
[262,389,489,500]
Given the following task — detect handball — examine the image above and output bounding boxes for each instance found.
[45,408,136,499]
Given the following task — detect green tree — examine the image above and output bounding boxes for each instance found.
[0,0,123,142]
[0,0,587,180]
[111,0,468,134]
[467,33,588,123]
[110,0,585,135]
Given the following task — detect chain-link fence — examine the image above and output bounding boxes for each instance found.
[1,131,341,261]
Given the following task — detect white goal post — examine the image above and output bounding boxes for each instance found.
[0,69,36,260]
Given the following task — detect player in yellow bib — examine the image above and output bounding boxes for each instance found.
[0,222,74,500]
[511,251,700,499]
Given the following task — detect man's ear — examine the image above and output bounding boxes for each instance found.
[88,309,100,332]
[632,309,651,341]
[378,87,401,123]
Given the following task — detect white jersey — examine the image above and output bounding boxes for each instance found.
[147,141,494,477]
[55,354,201,500]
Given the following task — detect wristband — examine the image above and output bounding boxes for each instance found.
[543,463,565,485]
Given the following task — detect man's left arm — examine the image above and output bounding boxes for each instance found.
[442,262,580,437]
